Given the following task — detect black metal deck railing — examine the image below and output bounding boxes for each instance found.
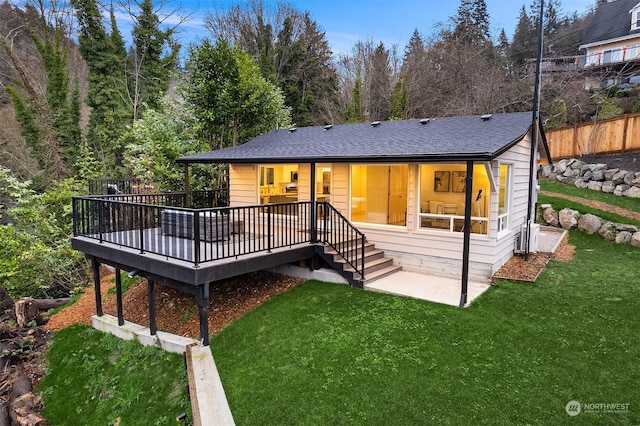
[73,195,311,265]
[320,203,366,281]
[73,194,366,280]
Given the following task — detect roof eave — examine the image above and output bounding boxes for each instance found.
[580,32,640,50]
[176,152,500,165]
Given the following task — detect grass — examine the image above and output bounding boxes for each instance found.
[211,231,640,425]
[107,271,141,295]
[540,180,640,226]
[38,324,190,425]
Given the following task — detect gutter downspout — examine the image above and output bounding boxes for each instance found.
[459,160,474,308]
[526,0,545,261]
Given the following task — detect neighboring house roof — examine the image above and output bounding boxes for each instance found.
[580,0,640,49]
[178,112,550,165]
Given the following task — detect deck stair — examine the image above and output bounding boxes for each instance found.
[319,240,401,287]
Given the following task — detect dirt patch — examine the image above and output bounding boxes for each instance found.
[46,270,304,339]
[575,151,640,174]
[493,233,574,282]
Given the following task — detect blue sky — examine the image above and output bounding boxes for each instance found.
[169,0,596,55]
[10,0,595,56]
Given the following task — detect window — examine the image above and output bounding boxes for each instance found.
[259,165,298,204]
[634,10,640,30]
[417,164,489,234]
[351,165,408,226]
[497,164,512,233]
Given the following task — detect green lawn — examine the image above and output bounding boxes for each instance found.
[211,230,640,425]
[38,325,190,425]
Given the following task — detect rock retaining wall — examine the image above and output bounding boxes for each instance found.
[540,159,640,198]
[538,204,640,247]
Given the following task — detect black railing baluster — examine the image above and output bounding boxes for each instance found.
[139,205,145,253]
[194,210,200,265]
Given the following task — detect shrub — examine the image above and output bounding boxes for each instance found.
[0,168,89,298]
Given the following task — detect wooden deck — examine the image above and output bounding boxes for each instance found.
[72,228,317,286]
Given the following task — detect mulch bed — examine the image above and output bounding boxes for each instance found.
[492,233,575,282]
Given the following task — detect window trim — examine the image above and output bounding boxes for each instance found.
[496,162,513,237]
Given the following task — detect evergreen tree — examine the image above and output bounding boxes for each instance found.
[400,29,428,119]
[131,0,180,115]
[497,28,510,58]
[346,74,364,123]
[183,38,290,150]
[510,5,535,66]
[452,0,490,45]
[72,0,131,171]
[368,42,391,121]
[205,1,338,125]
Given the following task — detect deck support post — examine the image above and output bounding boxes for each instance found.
[197,283,210,346]
[459,160,474,308]
[92,258,103,316]
[148,279,157,335]
[184,164,190,208]
[115,268,124,326]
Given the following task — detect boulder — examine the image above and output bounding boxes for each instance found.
[624,171,635,186]
[557,176,576,185]
[553,159,569,175]
[604,168,619,181]
[564,168,581,178]
[614,223,638,233]
[614,184,629,196]
[559,208,580,229]
[612,170,628,185]
[615,231,633,245]
[601,181,616,193]
[587,181,603,191]
[540,165,553,179]
[570,160,586,171]
[582,170,593,181]
[599,221,617,241]
[631,232,640,248]
[542,206,559,227]
[591,169,605,181]
[578,214,603,235]
[574,179,589,189]
[623,186,640,198]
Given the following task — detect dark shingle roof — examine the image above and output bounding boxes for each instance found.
[581,0,640,47]
[177,112,542,164]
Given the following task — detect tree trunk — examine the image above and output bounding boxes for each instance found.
[32,298,70,310]
[0,284,13,312]
[14,299,38,328]
[9,370,47,426]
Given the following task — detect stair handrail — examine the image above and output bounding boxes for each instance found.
[318,202,366,282]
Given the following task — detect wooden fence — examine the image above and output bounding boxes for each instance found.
[545,113,640,159]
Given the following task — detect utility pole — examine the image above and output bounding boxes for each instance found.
[526,0,544,261]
